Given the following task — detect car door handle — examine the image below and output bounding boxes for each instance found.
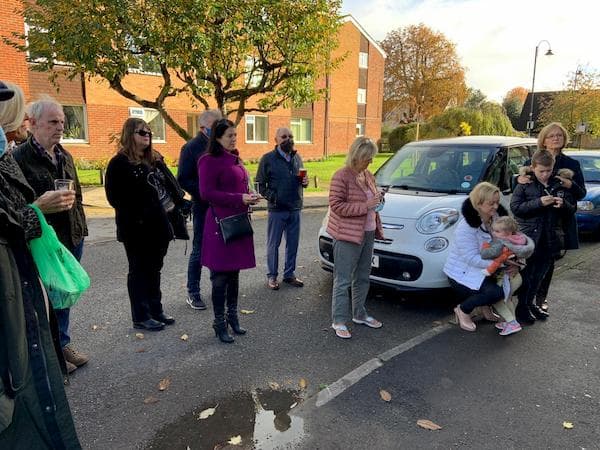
[381,223,404,230]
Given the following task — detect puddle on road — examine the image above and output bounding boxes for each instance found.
[146,388,305,450]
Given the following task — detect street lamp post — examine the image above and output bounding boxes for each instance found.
[569,67,583,132]
[527,40,554,136]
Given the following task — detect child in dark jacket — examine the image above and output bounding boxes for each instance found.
[510,149,576,324]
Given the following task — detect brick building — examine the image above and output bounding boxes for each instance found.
[1,6,384,162]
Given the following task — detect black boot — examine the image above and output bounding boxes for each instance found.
[213,319,234,343]
[226,313,247,335]
[515,305,536,324]
[529,304,549,320]
[211,271,234,343]
[226,270,246,335]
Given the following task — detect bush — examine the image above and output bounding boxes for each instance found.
[388,123,418,152]
[74,157,109,170]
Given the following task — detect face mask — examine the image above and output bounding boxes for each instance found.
[204,127,211,137]
[280,139,294,153]
[0,127,7,156]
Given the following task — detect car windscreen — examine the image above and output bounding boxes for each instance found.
[375,144,493,193]
[571,156,600,183]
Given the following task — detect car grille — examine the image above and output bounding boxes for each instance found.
[319,237,424,282]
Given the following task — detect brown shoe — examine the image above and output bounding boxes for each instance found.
[63,345,89,367]
[267,278,280,290]
[66,361,78,374]
[283,277,304,287]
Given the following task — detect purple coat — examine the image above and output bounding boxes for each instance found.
[198,150,256,271]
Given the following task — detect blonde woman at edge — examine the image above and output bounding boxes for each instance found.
[327,137,385,339]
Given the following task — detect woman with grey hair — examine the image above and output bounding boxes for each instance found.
[0,81,28,152]
[327,137,385,339]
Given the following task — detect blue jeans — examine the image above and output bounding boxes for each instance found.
[266,210,301,279]
[186,202,207,296]
[56,239,84,348]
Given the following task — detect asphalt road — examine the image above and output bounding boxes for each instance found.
[67,208,600,449]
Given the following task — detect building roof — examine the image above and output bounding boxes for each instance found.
[515,91,558,132]
[341,15,386,59]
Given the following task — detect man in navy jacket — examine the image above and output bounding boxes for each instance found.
[177,109,221,309]
[256,127,308,290]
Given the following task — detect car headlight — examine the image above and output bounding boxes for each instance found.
[577,201,594,211]
[416,208,459,234]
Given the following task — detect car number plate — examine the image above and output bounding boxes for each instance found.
[371,255,379,268]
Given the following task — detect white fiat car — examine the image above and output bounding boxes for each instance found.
[317,136,537,291]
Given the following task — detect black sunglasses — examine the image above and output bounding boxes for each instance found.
[135,129,153,137]
[280,134,293,139]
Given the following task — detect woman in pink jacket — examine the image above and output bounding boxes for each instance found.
[327,137,385,339]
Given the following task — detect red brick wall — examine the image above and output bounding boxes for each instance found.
[0,0,30,96]
[1,13,383,163]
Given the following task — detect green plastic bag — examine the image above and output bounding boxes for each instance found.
[27,204,90,309]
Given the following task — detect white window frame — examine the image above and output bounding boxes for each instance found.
[61,105,89,144]
[24,23,69,65]
[129,107,166,142]
[356,123,364,137]
[357,88,367,105]
[359,52,369,69]
[245,57,263,88]
[290,118,313,144]
[245,115,269,143]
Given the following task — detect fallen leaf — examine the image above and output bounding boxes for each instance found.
[432,320,443,327]
[299,378,308,389]
[563,421,574,429]
[295,297,301,300]
[158,377,171,391]
[289,402,298,409]
[379,389,392,402]
[180,334,189,341]
[584,394,592,398]
[135,348,146,353]
[240,309,255,314]
[297,265,305,269]
[318,383,328,391]
[135,333,145,339]
[227,435,242,445]
[268,381,280,390]
[197,405,218,420]
[143,396,159,404]
[91,325,99,331]
[241,294,246,298]
[417,419,442,430]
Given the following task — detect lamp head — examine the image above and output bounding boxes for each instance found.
[545,49,554,56]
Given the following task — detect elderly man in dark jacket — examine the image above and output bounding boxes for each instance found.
[255,127,308,290]
[177,109,222,310]
[0,83,81,449]
[13,98,89,374]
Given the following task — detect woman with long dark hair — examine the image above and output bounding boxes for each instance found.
[105,118,187,331]
[198,119,261,343]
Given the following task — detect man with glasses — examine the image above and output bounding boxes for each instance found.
[177,109,222,309]
[13,97,89,375]
[256,127,308,290]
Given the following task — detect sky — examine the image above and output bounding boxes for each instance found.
[342,0,599,102]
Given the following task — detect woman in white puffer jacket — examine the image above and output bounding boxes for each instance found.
[443,182,516,332]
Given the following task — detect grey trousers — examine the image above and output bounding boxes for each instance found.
[331,231,375,324]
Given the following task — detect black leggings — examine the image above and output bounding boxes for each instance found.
[209,270,240,320]
[449,276,504,314]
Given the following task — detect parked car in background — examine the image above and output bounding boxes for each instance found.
[564,150,600,237]
[318,136,537,291]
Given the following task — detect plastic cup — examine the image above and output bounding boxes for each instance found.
[298,168,307,180]
[54,179,74,191]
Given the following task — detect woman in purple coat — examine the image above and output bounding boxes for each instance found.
[198,119,261,343]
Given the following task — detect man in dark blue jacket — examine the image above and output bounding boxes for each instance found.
[256,127,308,290]
[177,109,221,309]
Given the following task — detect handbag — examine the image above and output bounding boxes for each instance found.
[168,199,192,240]
[211,205,253,244]
[27,204,91,309]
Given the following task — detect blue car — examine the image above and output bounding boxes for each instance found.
[564,151,600,236]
